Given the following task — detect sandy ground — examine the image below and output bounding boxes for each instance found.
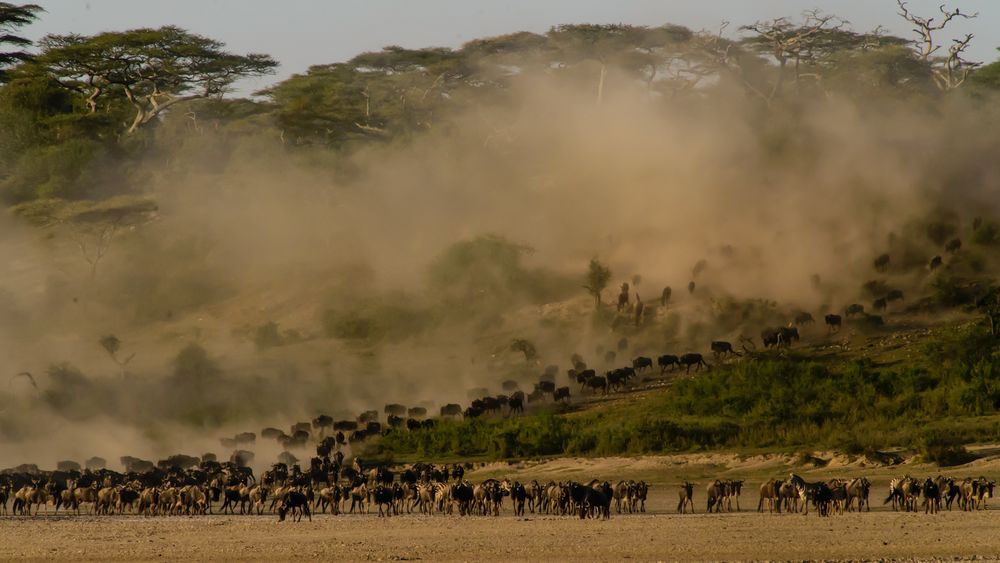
[3,508,1000,561]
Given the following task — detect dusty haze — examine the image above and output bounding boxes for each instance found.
[1,63,999,471]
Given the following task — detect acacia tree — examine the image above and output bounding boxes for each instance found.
[99,334,135,378]
[36,26,277,133]
[0,2,42,82]
[583,258,612,308]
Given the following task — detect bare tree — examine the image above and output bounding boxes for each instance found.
[896,0,979,90]
[71,219,121,279]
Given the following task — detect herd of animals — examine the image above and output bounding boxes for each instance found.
[1,454,994,521]
[0,457,644,522]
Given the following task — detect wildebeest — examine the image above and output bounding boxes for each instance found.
[658,355,680,373]
[679,353,707,373]
[874,253,890,272]
[439,404,462,418]
[407,407,427,419]
[278,490,311,522]
[553,387,570,402]
[929,255,942,270]
[261,427,284,440]
[946,238,962,253]
[632,356,653,372]
[873,297,887,311]
[886,289,903,302]
[710,341,739,358]
[677,482,694,513]
[603,350,616,365]
[761,328,779,348]
[706,480,725,512]
[384,404,407,418]
[794,312,815,325]
[616,283,630,312]
[575,369,597,390]
[825,314,842,332]
[688,281,695,294]
[508,393,525,415]
[845,303,864,317]
[333,420,358,432]
[583,375,607,394]
[501,380,519,391]
[311,415,333,431]
[661,286,672,306]
[357,410,379,424]
[535,381,556,395]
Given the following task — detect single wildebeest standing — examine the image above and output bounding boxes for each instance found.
[553,387,570,403]
[886,289,903,302]
[439,404,462,418]
[794,312,814,325]
[845,304,864,317]
[873,253,890,272]
[617,283,630,312]
[658,355,680,373]
[661,286,672,306]
[929,255,942,270]
[632,356,653,373]
[617,338,628,352]
[825,314,842,333]
[710,341,739,358]
[679,353,707,373]
[873,297,887,311]
[677,482,694,514]
[277,490,312,522]
[946,238,962,253]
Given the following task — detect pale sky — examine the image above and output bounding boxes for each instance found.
[23,1,1000,95]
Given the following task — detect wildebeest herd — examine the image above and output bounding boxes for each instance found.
[0,455,647,522]
[4,457,993,522]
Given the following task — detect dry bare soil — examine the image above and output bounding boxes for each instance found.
[5,454,1000,561]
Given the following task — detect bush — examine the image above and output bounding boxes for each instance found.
[973,221,1000,246]
[918,430,976,466]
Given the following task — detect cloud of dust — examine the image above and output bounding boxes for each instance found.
[1,53,1000,472]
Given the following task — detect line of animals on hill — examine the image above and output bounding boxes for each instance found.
[677,474,995,517]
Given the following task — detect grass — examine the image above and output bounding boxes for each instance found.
[368,320,1000,465]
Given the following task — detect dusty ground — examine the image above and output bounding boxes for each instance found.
[3,509,1000,561]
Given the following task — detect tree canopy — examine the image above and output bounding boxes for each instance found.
[34,26,277,133]
[0,2,42,82]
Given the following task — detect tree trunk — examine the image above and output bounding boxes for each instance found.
[596,63,607,105]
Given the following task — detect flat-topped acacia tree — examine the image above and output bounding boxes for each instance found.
[35,26,277,133]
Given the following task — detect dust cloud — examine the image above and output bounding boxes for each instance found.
[1,52,999,471]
